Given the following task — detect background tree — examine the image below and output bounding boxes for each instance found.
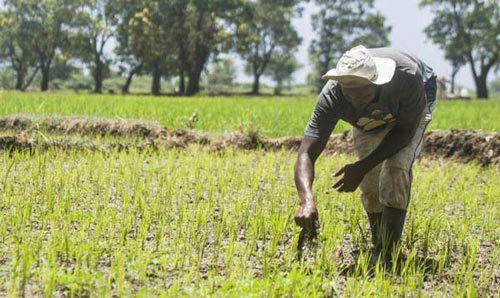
[4,0,84,91]
[0,6,39,90]
[265,51,300,95]
[74,0,116,93]
[175,0,242,96]
[309,0,391,92]
[448,52,466,95]
[421,0,500,99]
[111,0,143,94]
[205,58,237,94]
[127,3,176,96]
[236,0,302,94]
[490,77,500,95]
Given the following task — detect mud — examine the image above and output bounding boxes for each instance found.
[0,114,498,165]
[0,114,166,137]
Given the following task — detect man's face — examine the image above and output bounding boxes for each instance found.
[339,78,377,110]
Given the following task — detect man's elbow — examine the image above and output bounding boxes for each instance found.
[395,124,418,147]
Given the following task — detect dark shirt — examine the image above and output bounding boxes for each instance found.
[305,48,436,138]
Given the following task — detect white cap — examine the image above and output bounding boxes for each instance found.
[321,45,396,85]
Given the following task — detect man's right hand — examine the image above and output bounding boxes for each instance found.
[294,203,319,231]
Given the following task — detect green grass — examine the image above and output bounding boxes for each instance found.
[0,92,499,137]
[0,91,499,295]
[0,147,498,296]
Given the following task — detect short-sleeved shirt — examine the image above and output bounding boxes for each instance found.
[305,48,436,139]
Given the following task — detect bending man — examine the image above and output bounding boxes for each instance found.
[294,45,437,262]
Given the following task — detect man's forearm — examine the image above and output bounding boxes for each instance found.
[294,153,316,205]
[357,124,417,172]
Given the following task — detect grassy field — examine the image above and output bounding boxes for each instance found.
[0,92,499,137]
[0,92,499,296]
[0,147,498,296]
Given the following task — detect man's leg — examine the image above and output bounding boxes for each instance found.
[375,114,429,263]
[353,128,387,246]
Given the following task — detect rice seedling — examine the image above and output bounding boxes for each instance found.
[0,144,498,296]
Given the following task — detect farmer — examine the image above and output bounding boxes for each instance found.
[294,45,437,263]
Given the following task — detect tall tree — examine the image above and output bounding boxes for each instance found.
[175,0,242,96]
[75,0,116,93]
[4,0,84,91]
[127,3,176,95]
[309,0,391,92]
[265,51,300,95]
[110,0,144,94]
[421,0,499,99]
[0,7,39,90]
[236,0,302,94]
[447,51,466,94]
[205,58,237,94]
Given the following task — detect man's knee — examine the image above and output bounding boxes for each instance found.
[379,165,411,210]
[360,165,384,213]
[361,191,384,213]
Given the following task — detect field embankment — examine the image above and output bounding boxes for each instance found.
[0,114,499,165]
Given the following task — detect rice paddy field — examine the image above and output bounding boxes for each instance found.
[0,91,499,297]
[1,92,499,137]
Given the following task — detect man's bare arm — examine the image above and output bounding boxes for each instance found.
[294,136,328,230]
[333,121,420,192]
[360,122,418,168]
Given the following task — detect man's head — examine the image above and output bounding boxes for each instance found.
[339,78,377,110]
[321,45,396,109]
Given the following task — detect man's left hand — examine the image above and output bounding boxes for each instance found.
[333,162,368,192]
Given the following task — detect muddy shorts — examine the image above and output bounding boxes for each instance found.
[353,113,429,213]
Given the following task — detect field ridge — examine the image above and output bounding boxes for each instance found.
[0,114,499,165]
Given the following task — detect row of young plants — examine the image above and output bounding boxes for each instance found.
[0,146,498,296]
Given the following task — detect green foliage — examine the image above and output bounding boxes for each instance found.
[205,59,237,95]
[2,0,86,91]
[490,77,500,95]
[125,1,176,95]
[176,0,244,95]
[421,0,500,98]
[121,0,243,96]
[0,5,39,90]
[0,68,16,90]
[72,0,116,93]
[235,0,302,94]
[309,0,391,92]
[265,52,301,95]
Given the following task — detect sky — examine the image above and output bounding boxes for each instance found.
[237,0,479,90]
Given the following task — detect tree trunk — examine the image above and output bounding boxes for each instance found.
[274,80,283,95]
[475,75,488,99]
[122,68,137,94]
[450,67,459,94]
[22,67,39,91]
[15,68,25,91]
[186,61,205,96]
[252,73,261,95]
[450,75,456,95]
[178,70,185,95]
[151,62,161,96]
[186,71,201,96]
[94,60,103,94]
[40,67,50,91]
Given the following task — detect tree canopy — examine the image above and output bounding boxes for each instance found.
[309,0,391,92]
[421,0,500,98]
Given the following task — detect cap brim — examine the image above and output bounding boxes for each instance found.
[372,57,396,85]
[321,71,372,85]
[321,57,396,85]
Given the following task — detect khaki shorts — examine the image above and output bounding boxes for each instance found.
[353,114,429,213]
